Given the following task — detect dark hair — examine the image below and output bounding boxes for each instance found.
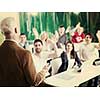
[65,41,76,59]
[34,39,43,45]
[59,25,64,28]
[85,33,93,39]
[20,33,26,36]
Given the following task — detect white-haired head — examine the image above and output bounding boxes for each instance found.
[0,17,17,33]
[0,17,19,41]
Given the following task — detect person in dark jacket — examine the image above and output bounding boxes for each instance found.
[19,33,29,49]
[56,25,67,48]
[57,41,82,73]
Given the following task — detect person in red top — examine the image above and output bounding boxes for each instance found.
[71,27,85,43]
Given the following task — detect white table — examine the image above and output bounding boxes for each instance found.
[44,58,100,87]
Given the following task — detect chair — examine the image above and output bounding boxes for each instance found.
[51,58,62,75]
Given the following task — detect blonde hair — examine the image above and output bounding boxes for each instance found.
[0,17,16,34]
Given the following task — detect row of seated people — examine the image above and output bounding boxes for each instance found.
[19,30,100,86]
[19,32,100,73]
[18,20,100,86]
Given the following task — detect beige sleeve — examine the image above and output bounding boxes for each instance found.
[23,51,46,86]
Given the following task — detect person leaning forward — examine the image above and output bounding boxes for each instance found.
[0,17,48,87]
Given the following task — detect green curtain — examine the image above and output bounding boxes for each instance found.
[19,12,28,35]
[19,12,88,40]
[89,12,100,42]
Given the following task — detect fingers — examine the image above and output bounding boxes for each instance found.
[43,63,49,70]
[96,30,100,37]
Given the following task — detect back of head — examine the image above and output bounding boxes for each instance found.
[0,17,16,35]
[0,17,19,41]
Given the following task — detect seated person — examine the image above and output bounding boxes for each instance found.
[57,41,82,73]
[79,31,100,87]
[79,33,100,62]
[19,33,29,49]
[56,25,67,48]
[32,39,58,76]
[71,26,85,43]
[65,22,80,41]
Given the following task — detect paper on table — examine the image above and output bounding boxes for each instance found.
[56,73,75,80]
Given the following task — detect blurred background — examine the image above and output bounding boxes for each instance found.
[0,12,100,42]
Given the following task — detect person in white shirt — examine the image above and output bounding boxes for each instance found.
[79,31,100,87]
[32,28,56,51]
[79,32,100,62]
[32,39,58,75]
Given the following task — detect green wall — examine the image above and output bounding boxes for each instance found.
[19,12,100,41]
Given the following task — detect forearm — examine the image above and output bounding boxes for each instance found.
[98,38,100,47]
[96,30,100,48]
[32,28,39,39]
[34,68,47,86]
[53,43,59,57]
[34,34,39,39]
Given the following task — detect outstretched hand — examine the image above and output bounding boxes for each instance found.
[42,63,50,73]
[65,26,71,33]
[76,22,80,29]
[96,30,100,39]
[96,30,100,49]
[32,27,39,38]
